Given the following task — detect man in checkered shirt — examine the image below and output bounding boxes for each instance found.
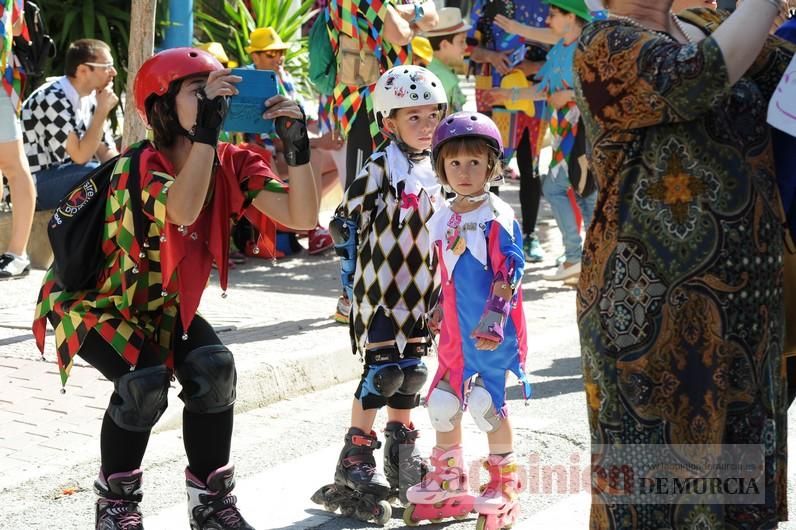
[21,38,119,211]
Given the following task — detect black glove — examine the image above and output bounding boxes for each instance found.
[275,109,310,167]
[191,88,229,147]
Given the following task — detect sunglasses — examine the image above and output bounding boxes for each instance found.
[84,62,115,71]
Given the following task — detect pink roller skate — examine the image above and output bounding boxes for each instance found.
[474,454,522,530]
[403,445,475,526]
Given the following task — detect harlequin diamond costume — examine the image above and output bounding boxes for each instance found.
[316,66,447,518]
[30,47,312,530]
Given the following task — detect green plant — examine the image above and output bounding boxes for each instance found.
[194,0,317,101]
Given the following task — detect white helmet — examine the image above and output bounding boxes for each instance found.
[372,65,448,123]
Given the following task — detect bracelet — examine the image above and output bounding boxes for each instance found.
[511,88,519,103]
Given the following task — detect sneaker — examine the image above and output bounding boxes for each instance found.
[542,261,581,281]
[0,252,30,279]
[334,295,351,324]
[308,226,334,255]
[523,234,544,263]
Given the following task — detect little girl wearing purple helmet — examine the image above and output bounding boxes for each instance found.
[403,111,531,529]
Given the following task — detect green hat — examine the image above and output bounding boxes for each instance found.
[543,0,593,22]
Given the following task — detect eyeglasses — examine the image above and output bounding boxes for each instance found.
[84,62,115,71]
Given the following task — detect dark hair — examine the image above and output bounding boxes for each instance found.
[65,39,111,77]
[433,136,502,187]
[549,6,587,27]
[145,80,184,149]
[428,33,461,52]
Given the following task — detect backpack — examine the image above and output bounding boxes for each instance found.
[308,10,337,96]
[48,143,148,292]
[13,1,55,95]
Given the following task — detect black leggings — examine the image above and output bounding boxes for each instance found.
[78,316,234,483]
[345,104,379,189]
[516,127,542,237]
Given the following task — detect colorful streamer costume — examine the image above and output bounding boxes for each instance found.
[426,194,531,414]
[0,0,25,112]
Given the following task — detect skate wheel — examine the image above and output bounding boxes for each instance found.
[476,514,488,530]
[373,500,392,526]
[323,502,339,513]
[403,504,420,527]
[340,504,355,517]
[430,517,444,523]
[454,513,470,521]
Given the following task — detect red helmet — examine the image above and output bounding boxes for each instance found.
[133,47,224,125]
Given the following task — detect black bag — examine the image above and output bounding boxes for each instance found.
[13,1,55,95]
[568,118,597,198]
[48,144,148,292]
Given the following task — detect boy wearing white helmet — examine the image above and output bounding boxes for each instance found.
[311,65,447,522]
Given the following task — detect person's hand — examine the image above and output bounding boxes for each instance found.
[484,88,511,106]
[494,14,521,36]
[427,305,443,335]
[267,96,310,167]
[486,49,512,75]
[548,89,573,110]
[202,68,241,99]
[95,82,119,115]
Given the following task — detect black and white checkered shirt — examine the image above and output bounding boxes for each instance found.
[21,77,114,175]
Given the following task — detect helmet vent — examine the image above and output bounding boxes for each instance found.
[470,116,478,121]
[189,51,198,57]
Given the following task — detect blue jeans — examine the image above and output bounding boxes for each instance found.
[542,170,597,263]
[34,161,100,210]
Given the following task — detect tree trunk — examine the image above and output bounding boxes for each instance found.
[122,0,157,149]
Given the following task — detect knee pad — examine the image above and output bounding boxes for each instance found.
[108,365,171,432]
[468,380,501,433]
[397,358,428,396]
[360,362,404,401]
[426,380,463,433]
[176,345,237,414]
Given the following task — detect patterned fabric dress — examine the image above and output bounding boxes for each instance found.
[426,195,531,414]
[33,142,284,386]
[573,9,793,529]
[326,0,411,147]
[336,142,442,354]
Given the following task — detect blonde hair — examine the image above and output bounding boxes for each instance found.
[434,137,503,187]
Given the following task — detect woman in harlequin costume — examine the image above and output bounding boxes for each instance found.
[404,112,531,530]
[32,48,319,530]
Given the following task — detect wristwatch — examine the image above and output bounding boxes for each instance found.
[412,2,425,23]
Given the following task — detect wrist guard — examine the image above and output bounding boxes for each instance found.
[191,88,228,147]
[472,292,510,344]
[275,110,310,166]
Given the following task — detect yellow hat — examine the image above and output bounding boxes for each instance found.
[197,42,230,65]
[411,36,433,66]
[500,69,535,117]
[246,27,289,54]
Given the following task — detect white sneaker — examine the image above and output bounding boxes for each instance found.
[542,261,581,281]
[0,253,30,279]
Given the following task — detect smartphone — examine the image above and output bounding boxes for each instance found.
[223,68,279,134]
[507,45,527,69]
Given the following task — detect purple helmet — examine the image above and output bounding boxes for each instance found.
[431,111,504,165]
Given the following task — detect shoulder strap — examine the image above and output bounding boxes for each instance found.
[126,141,150,252]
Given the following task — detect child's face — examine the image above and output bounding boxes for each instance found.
[444,149,491,195]
[546,7,578,37]
[383,104,443,152]
[437,33,468,67]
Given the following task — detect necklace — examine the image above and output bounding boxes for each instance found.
[611,12,694,44]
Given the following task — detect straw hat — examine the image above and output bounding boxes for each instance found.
[423,7,472,38]
[245,27,289,54]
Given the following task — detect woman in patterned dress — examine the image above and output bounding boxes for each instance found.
[32,48,319,530]
[574,1,792,528]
